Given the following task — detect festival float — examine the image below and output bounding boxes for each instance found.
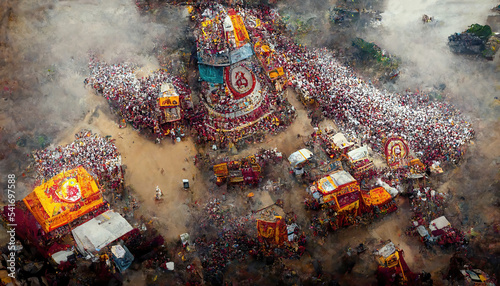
[213,155,262,185]
[306,169,398,230]
[4,167,109,258]
[384,136,428,179]
[256,214,288,246]
[255,202,303,256]
[374,241,419,285]
[307,170,362,229]
[384,136,410,168]
[192,5,294,146]
[347,145,374,174]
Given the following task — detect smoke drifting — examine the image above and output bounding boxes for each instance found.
[0,0,188,195]
[271,0,500,277]
[0,0,498,280]
[366,0,500,115]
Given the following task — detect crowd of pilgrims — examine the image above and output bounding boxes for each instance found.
[85,55,191,137]
[84,4,473,167]
[274,38,474,166]
[192,4,474,166]
[31,130,123,189]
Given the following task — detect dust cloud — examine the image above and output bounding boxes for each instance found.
[274,0,500,278]
[1,0,499,281]
[0,0,187,193]
[366,0,500,115]
[368,0,500,236]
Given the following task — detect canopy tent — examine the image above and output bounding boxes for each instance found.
[23,166,105,233]
[347,146,369,161]
[72,210,133,257]
[317,170,356,195]
[331,133,354,150]
[362,187,392,207]
[288,149,313,168]
[429,216,451,232]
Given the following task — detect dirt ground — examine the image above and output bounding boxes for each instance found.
[1,0,499,284]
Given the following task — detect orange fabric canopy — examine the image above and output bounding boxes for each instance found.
[23,166,104,233]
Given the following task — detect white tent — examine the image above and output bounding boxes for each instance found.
[72,210,133,256]
[374,241,396,258]
[347,146,369,161]
[429,216,451,232]
[331,133,354,150]
[288,149,313,167]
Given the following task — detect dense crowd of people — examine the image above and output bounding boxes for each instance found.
[275,39,473,165]
[85,55,191,137]
[31,130,123,188]
[191,4,474,169]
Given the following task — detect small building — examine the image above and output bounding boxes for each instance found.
[71,210,134,259]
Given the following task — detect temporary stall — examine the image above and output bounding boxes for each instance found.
[288,149,314,168]
[72,210,134,257]
[347,146,374,173]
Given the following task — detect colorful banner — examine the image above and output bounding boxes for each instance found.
[158,95,180,107]
[384,137,409,168]
[230,14,250,48]
[257,217,287,245]
[23,166,104,233]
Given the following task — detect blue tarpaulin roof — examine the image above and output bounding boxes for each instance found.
[199,64,224,83]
